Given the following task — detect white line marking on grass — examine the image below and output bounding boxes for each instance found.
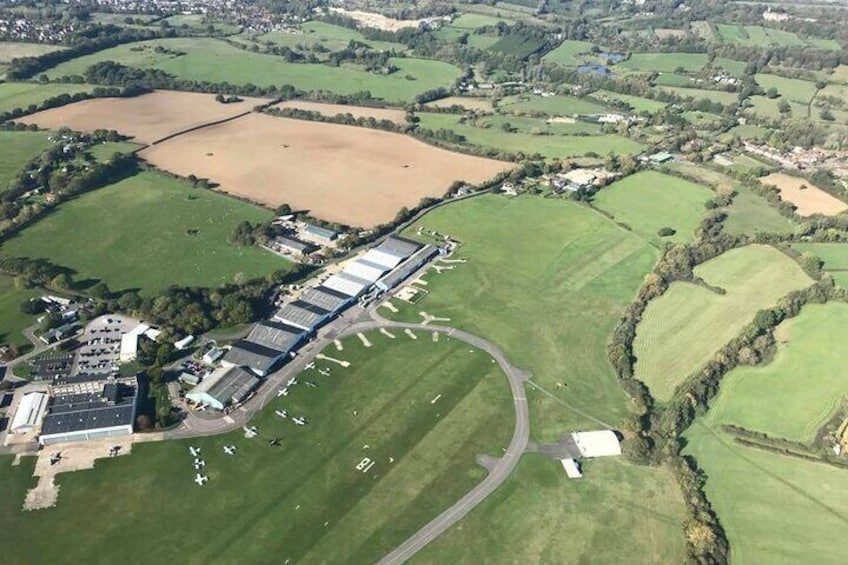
[404,329,418,340]
[334,339,343,351]
[432,331,438,342]
[357,333,372,347]
[380,328,396,339]
[380,300,399,313]
[316,353,350,367]
[431,393,442,404]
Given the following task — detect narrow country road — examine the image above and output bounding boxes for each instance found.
[160,312,531,564]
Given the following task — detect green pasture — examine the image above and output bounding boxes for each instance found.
[543,39,595,66]
[653,73,694,87]
[659,86,739,106]
[724,153,774,174]
[0,273,40,348]
[0,129,51,193]
[714,57,748,77]
[412,454,687,564]
[755,73,818,104]
[473,113,601,135]
[500,94,613,116]
[593,90,667,113]
[708,302,848,443]
[746,95,809,120]
[88,141,141,162]
[43,38,460,103]
[489,33,545,58]
[716,24,771,47]
[683,111,723,126]
[685,420,848,565]
[633,245,812,401]
[418,112,642,158]
[1,171,284,295]
[718,124,772,142]
[724,185,795,236]
[792,242,848,286]
[383,195,659,439]
[617,52,708,73]
[592,170,713,245]
[0,82,92,114]
[0,331,514,564]
[258,21,404,53]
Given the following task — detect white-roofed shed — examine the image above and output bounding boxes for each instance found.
[572,430,622,458]
[10,391,49,433]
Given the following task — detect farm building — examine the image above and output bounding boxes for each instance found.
[186,366,259,410]
[203,347,225,364]
[174,335,195,350]
[562,169,599,191]
[9,391,49,434]
[39,376,140,446]
[40,322,79,344]
[272,235,317,256]
[274,300,332,331]
[303,224,339,245]
[648,151,674,164]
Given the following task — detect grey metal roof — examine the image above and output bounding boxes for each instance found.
[377,236,421,259]
[305,224,339,240]
[223,340,284,373]
[247,321,305,352]
[205,367,259,405]
[274,236,315,254]
[299,286,351,313]
[377,245,437,291]
[275,300,330,330]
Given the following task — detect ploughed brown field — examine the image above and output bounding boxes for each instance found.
[273,100,407,124]
[139,113,512,227]
[19,90,267,144]
[759,172,848,216]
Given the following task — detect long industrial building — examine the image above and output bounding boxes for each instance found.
[186,366,259,410]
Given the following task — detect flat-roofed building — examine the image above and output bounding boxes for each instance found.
[323,271,372,297]
[186,366,259,410]
[377,236,421,260]
[39,376,139,445]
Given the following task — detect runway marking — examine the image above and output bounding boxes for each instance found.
[357,332,372,347]
[432,331,439,342]
[315,353,350,367]
[380,328,396,339]
[404,329,418,340]
[334,339,343,351]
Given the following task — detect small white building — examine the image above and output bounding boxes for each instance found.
[174,335,195,350]
[9,391,49,434]
[560,458,583,479]
[119,323,151,363]
[561,430,622,479]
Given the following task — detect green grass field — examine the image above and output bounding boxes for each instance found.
[755,73,818,104]
[418,112,642,158]
[747,95,809,120]
[0,129,51,193]
[714,57,749,77]
[258,21,404,53]
[592,170,713,245]
[500,94,613,116]
[684,419,848,565]
[594,90,667,113]
[412,454,687,564]
[0,273,40,348]
[618,52,708,73]
[43,38,460,103]
[653,73,694,87]
[542,39,594,66]
[473,114,601,135]
[0,330,514,564]
[718,124,772,142]
[488,33,545,58]
[791,243,848,286]
[0,82,93,114]
[724,185,795,236]
[88,141,141,162]
[383,195,659,439]
[707,303,848,443]
[658,86,739,106]
[0,171,284,295]
[633,245,812,401]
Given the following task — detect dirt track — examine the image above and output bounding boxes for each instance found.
[273,101,407,123]
[760,172,848,216]
[139,113,512,227]
[19,91,267,144]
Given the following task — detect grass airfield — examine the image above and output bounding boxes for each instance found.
[0,330,513,564]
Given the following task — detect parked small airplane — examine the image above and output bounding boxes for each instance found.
[292,416,307,426]
[194,473,208,486]
[193,458,205,468]
[223,445,237,455]
[188,446,201,457]
[49,452,62,466]
[319,368,331,377]
[305,380,317,389]
[243,426,258,438]
[305,362,316,370]
[277,387,289,397]
[275,409,289,419]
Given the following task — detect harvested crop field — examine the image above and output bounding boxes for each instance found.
[272,100,406,123]
[139,113,512,227]
[18,90,267,145]
[759,172,848,216]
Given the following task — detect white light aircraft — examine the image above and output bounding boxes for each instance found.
[305,362,316,370]
[277,387,289,397]
[319,368,331,377]
[189,446,201,457]
[305,380,317,389]
[194,473,208,486]
[292,416,307,426]
[243,426,259,438]
[223,445,237,455]
[275,409,289,419]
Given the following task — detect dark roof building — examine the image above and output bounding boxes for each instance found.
[274,300,331,331]
[298,285,352,313]
[186,366,259,410]
[247,321,306,352]
[273,236,317,256]
[377,236,421,259]
[39,376,139,445]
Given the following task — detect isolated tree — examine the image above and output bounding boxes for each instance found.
[820,108,835,121]
[777,100,792,115]
[765,87,779,99]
